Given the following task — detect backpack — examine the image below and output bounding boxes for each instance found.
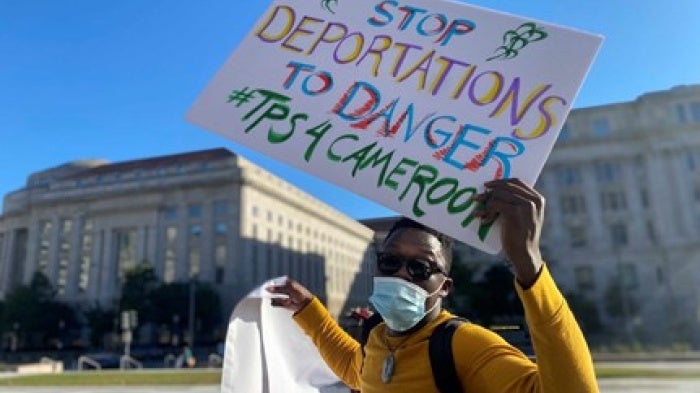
[359,313,468,393]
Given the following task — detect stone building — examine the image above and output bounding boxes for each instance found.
[538,84,700,346]
[365,85,700,348]
[0,148,374,321]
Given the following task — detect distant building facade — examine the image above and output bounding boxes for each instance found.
[365,85,700,348]
[538,85,700,346]
[0,148,374,320]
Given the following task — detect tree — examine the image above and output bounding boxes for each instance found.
[0,300,5,333]
[1,271,78,349]
[119,262,158,320]
[564,292,602,335]
[84,303,116,348]
[604,275,639,319]
[443,253,479,318]
[446,258,524,326]
[149,282,222,342]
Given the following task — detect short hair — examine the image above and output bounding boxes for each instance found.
[383,217,454,273]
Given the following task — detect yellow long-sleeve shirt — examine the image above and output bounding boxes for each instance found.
[293,264,598,393]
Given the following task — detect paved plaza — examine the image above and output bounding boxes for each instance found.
[0,388,219,393]
[0,379,699,393]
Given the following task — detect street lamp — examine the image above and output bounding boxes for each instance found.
[11,322,19,352]
[187,274,198,346]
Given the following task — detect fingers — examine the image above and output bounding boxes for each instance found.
[265,278,313,312]
[485,178,544,211]
[474,178,544,225]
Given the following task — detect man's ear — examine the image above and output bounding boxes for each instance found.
[439,277,453,298]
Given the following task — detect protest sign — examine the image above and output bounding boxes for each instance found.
[222,277,349,393]
[187,0,602,253]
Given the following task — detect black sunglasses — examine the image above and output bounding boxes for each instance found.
[376,252,447,281]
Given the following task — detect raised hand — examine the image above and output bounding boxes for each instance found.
[475,178,545,288]
[266,278,314,313]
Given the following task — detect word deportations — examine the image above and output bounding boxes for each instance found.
[282,64,524,179]
[256,6,566,140]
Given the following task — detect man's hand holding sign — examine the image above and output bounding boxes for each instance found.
[188,0,602,391]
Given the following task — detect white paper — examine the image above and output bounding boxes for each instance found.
[222,277,350,393]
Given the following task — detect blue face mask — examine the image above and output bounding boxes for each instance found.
[369,277,444,332]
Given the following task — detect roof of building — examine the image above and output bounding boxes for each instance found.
[61,148,235,180]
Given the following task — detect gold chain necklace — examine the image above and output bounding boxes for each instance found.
[380,330,413,383]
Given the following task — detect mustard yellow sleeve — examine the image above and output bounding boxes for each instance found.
[515,264,598,393]
[293,297,363,389]
[453,264,597,393]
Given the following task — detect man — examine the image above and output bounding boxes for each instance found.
[267,179,597,392]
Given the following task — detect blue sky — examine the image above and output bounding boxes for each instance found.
[1,0,699,219]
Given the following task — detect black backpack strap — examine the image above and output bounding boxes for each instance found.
[429,317,468,393]
[359,312,384,374]
[360,312,384,348]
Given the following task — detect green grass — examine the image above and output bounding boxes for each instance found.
[2,367,700,386]
[595,367,700,379]
[0,370,222,386]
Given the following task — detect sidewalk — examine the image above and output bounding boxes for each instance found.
[0,388,218,393]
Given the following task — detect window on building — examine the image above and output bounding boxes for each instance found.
[164,226,178,283]
[568,225,588,248]
[557,124,572,142]
[675,103,688,124]
[646,221,657,243]
[691,102,700,122]
[215,244,226,284]
[57,219,73,295]
[595,161,621,183]
[610,223,628,246]
[36,220,53,274]
[601,190,627,211]
[214,221,228,284]
[640,188,649,208]
[213,200,229,216]
[266,244,274,278]
[215,222,228,234]
[78,219,94,293]
[164,206,178,221]
[619,263,638,289]
[190,224,202,236]
[591,117,611,137]
[555,166,582,186]
[656,266,664,284]
[188,204,203,219]
[686,151,698,171]
[251,224,259,280]
[188,224,202,278]
[0,233,5,275]
[575,265,595,290]
[115,228,136,285]
[252,205,259,217]
[560,194,587,215]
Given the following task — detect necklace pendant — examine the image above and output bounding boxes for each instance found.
[381,353,395,383]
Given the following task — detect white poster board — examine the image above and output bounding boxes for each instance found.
[187,0,603,254]
[222,277,349,393]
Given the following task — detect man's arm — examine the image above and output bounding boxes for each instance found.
[474,178,598,392]
[267,279,363,389]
